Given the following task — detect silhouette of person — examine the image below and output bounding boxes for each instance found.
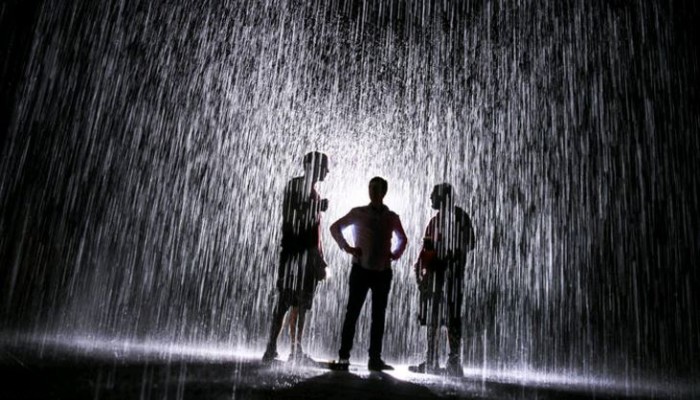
[262,152,330,364]
[409,183,475,377]
[329,177,408,371]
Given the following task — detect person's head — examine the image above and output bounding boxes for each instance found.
[368,176,388,204]
[303,151,330,182]
[430,183,454,210]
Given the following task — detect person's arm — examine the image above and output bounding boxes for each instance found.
[452,212,476,266]
[462,213,476,252]
[281,182,296,223]
[330,210,362,257]
[419,218,434,255]
[284,181,326,225]
[282,180,314,225]
[299,198,326,228]
[307,189,329,217]
[390,215,408,260]
[414,222,431,282]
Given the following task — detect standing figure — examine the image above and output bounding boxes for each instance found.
[262,152,330,364]
[409,183,475,376]
[330,177,408,371]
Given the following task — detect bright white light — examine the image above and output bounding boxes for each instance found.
[2,333,257,361]
[1,333,693,397]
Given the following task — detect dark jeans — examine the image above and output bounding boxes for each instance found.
[339,264,392,360]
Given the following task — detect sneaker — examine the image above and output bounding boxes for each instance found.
[368,358,394,371]
[445,358,463,377]
[408,361,439,374]
[288,350,316,366]
[262,348,278,362]
[330,358,350,371]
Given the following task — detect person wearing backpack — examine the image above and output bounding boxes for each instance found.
[409,183,476,377]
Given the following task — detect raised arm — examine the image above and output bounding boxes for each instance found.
[390,215,408,260]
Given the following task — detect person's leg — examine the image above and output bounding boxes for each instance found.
[447,320,462,361]
[445,317,463,376]
[289,306,299,352]
[447,296,463,361]
[410,292,436,373]
[291,250,317,357]
[266,251,293,359]
[426,293,441,370]
[339,265,370,360]
[295,308,307,349]
[446,268,464,361]
[426,326,439,369]
[424,269,446,368]
[290,307,309,353]
[263,294,289,360]
[368,268,392,361]
[446,272,464,376]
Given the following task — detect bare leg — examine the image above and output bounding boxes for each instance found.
[263,298,288,359]
[426,324,439,370]
[289,307,299,353]
[289,307,308,355]
[447,328,461,361]
[446,321,463,376]
[296,309,308,354]
[426,293,441,370]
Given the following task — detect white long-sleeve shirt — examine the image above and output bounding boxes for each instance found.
[330,203,408,271]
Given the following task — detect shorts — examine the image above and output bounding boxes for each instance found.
[278,288,315,311]
[276,249,321,310]
[418,264,463,331]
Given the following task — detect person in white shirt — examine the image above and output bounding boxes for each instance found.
[329,176,408,371]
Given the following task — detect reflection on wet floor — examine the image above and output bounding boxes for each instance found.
[0,334,696,400]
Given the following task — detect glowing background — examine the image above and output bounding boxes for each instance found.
[0,0,698,385]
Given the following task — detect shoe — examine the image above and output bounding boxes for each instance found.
[408,361,438,374]
[408,361,427,373]
[445,357,463,377]
[330,358,350,371]
[368,358,394,371]
[288,350,316,366]
[262,348,278,362]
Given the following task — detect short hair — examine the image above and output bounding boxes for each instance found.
[369,176,388,195]
[434,182,453,198]
[303,151,328,167]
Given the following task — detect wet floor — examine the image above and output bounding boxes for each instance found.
[2,2,699,386]
[0,335,695,400]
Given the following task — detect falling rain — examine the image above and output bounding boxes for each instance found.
[0,0,698,397]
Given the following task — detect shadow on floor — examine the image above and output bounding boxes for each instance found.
[267,370,439,400]
[0,347,693,400]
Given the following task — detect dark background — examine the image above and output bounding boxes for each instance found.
[1,0,699,380]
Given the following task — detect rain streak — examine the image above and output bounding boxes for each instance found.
[0,0,698,393]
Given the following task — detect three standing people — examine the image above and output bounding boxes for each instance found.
[262,155,475,376]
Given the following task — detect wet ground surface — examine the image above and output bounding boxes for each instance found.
[0,337,696,400]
